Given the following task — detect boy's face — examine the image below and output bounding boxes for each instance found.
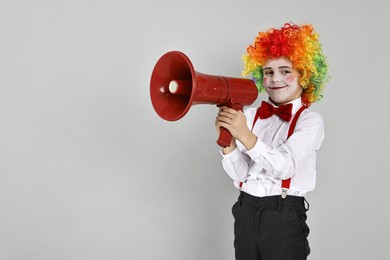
[263,57,303,105]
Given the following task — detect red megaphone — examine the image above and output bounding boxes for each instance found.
[150,51,258,148]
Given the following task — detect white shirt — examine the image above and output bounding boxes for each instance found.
[220,97,325,197]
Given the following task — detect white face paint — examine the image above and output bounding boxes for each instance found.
[263,57,303,105]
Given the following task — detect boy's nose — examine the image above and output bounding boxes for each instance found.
[271,74,281,83]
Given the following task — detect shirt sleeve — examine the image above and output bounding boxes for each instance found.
[219,107,258,182]
[220,147,251,181]
[245,111,325,180]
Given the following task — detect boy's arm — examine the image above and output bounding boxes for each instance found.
[220,145,251,182]
[216,106,256,181]
[221,137,237,155]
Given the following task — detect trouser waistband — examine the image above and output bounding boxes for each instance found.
[238,191,307,211]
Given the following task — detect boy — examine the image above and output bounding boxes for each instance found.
[215,23,329,260]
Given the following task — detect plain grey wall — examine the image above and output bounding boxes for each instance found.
[0,0,389,259]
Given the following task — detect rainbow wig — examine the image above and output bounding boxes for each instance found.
[242,22,329,104]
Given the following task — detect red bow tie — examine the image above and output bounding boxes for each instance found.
[257,101,293,122]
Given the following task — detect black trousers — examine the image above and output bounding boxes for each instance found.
[232,192,310,260]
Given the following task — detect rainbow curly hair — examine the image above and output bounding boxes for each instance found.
[242,22,329,104]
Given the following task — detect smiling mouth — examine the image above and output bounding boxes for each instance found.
[268,86,287,90]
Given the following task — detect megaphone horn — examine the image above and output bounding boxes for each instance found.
[150,51,258,148]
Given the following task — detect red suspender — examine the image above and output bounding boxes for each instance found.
[281,105,307,196]
[241,105,307,194]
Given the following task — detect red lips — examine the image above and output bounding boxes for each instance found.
[268,85,287,90]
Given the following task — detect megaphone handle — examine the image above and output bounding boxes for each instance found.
[217,127,232,148]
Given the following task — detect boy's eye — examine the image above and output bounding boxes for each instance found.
[264,70,273,76]
[281,70,291,74]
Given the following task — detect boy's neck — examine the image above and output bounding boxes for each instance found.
[269,98,292,107]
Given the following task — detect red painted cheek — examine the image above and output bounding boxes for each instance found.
[263,78,268,85]
[286,75,295,83]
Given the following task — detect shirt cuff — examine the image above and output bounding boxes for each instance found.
[219,147,242,160]
[245,138,268,160]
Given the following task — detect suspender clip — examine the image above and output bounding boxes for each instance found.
[281,189,288,199]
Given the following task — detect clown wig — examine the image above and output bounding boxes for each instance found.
[242,22,329,104]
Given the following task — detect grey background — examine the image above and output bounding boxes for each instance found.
[0,0,389,259]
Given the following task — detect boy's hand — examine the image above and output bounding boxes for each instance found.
[215,107,257,151]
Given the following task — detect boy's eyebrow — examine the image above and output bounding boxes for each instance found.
[263,66,293,70]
